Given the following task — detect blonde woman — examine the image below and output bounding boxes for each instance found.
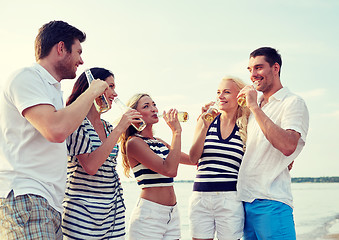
[188,77,250,240]
[120,93,192,240]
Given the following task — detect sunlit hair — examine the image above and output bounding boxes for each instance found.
[119,93,150,177]
[221,76,250,149]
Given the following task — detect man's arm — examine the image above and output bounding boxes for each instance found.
[23,80,108,143]
[250,105,301,156]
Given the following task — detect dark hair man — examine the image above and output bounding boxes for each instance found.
[0,20,108,239]
[237,47,309,240]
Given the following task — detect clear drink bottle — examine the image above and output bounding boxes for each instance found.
[237,81,258,108]
[204,100,219,122]
[85,69,111,113]
[158,111,189,122]
[237,96,247,108]
[113,98,146,132]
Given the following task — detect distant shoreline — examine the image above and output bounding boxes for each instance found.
[291,176,339,183]
[122,177,339,184]
[171,177,339,183]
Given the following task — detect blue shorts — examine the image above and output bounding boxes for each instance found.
[243,199,296,240]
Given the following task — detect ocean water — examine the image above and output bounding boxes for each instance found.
[121,181,339,240]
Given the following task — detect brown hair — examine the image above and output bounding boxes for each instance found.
[35,20,86,61]
[66,67,114,106]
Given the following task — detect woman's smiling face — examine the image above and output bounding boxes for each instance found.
[217,79,240,112]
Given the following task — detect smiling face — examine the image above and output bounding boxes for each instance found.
[103,75,117,105]
[56,39,84,80]
[217,79,240,112]
[247,55,279,94]
[136,96,159,124]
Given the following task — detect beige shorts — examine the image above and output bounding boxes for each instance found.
[189,191,244,240]
[128,198,181,240]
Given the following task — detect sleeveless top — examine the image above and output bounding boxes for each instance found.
[62,117,125,239]
[132,134,174,188]
[193,114,244,192]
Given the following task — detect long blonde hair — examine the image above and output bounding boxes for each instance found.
[221,76,250,149]
[119,93,150,177]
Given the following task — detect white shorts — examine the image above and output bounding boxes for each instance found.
[188,191,244,240]
[128,198,181,240]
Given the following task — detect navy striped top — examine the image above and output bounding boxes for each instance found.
[193,115,244,192]
[132,134,174,188]
[62,118,125,239]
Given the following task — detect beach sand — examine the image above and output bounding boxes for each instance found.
[322,220,339,240]
[323,234,339,239]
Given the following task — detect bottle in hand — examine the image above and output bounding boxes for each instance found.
[85,69,111,113]
[113,98,146,132]
[237,81,258,108]
[204,100,219,122]
[158,111,189,122]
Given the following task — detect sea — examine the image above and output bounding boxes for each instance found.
[121,181,339,240]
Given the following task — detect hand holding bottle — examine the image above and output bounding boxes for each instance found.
[87,79,108,97]
[203,100,219,122]
[85,69,110,113]
[116,108,145,132]
[237,81,258,108]
[158,111,189,122]
[113,98,146,131]
[162,109,182,134]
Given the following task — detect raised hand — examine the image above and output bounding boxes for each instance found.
[117,108,144,131]
[88,79,109,98]
[162,109,182,134]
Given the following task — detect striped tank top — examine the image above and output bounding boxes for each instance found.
[193,114,244,192]
[132,134,174,188]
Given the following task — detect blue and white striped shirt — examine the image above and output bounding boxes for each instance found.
[193,115,244,192]
[62,118,125,239]
[132,134,174,188]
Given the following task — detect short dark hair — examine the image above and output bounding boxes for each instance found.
[35,20,86,61]
[66,67,114,106]
[250,47,282,76]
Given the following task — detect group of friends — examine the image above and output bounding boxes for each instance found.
[0,20,309,240]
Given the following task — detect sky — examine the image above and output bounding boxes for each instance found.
[1,0,339,180]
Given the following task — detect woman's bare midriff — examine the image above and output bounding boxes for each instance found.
[140,186,176,206]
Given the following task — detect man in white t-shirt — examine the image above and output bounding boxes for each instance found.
[0,21,108,239]
[237,47,309,240]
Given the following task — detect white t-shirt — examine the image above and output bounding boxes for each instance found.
[0,63,67,213]
[237,87,309,207]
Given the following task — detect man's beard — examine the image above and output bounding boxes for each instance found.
[55,55,76,80]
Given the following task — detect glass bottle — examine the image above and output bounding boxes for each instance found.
[204,100,219,122]
[158,111,189,122]
[113,98,146,132]
[85,69,111,113]
[237,81,259,108]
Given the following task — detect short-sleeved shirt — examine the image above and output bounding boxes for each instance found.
[0,63,67,213]
[237,87,309,207]
[193,115,244,192]
[132,134,174,188]
[62,118,125,239]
